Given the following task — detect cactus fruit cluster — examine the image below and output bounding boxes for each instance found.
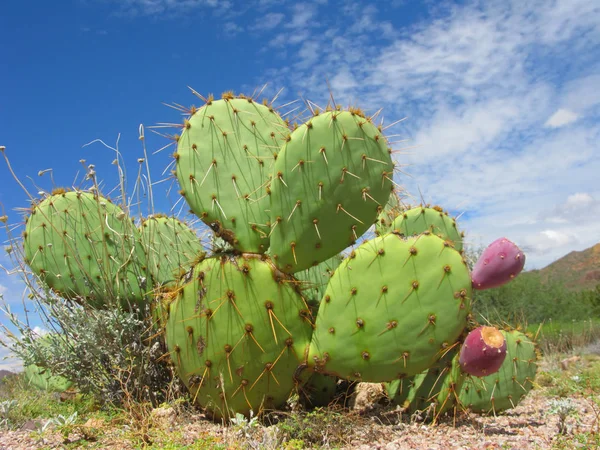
[15,89,531,421]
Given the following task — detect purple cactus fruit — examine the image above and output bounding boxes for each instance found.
[471,237,525,290]
[459,326,507,377]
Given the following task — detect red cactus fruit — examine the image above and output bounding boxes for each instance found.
[459,326,507,377]
[472,237,525,290]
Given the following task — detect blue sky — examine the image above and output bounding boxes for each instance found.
[1,0,599,370]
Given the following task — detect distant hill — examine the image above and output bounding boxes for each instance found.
[0,369,15,380]
[530,243,600,291]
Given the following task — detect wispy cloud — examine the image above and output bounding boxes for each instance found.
[545,109,579,128]
[251,12,285,31]
[107,0,232,18]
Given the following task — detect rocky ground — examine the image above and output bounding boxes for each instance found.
[1,355,599,449]
[0,388,598,449]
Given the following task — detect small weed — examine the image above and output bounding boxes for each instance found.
[277,407,355,448]
[548,398,578,434]
[0,373,96,430]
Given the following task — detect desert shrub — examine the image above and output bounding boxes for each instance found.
[2,296,180,407]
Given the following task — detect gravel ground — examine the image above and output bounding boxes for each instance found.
[1,388,597,450]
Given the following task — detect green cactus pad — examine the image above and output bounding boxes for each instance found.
[175,96,289,253]
[458,330,538,414]
[294,254,344,311]
[269,110,394,273]
[308,232,471,382]
[375,190,403,236]
[23,190,148,308]
[301,372,339,407]
[140,215,205,288]
[25,363,73,392]
[387,348,465,418]
[164,255,313,419]
[391,205,464,252]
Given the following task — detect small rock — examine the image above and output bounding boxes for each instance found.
[19,419,44,431]
[151,406,177,429]
[560,355,580,370]
[60,388,78,402]
[350,383,385,411]
[83,418,105,429]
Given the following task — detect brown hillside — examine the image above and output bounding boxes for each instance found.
[532,243,600,291]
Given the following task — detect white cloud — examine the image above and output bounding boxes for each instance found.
[0,333,23,373]
[528,230,577,252]
[223,21,244,36]
[252,12,285,31]
[32,326,48,337]
[285,3,316,29]
[545,108,579,128]
[562,74,600,112]
[108,0,232,17]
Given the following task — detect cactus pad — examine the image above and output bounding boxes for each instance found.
[375,189,402,236]
[175,96,289,253]
[458,330,538,414]
[25,364,73,392]
[308,232,472,382]
[391,205,463,252]
[387,348,464,418]
[23,190,148,308]
[269,110,394,273]
[294,254,343,311]
[140,215,204,288]
[164,255,313,419]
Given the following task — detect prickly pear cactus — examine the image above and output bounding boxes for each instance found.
[471,238,526,290]
[174,94,289,254]
[25,363,73,392]
[269,109,394,273]
[375,189,402,236]
[458,326,507,377]
[23,189,149,308]
[458,330,538,414]
[164,256,313,419]
[140,214,204,287]
[295,254,343,311]
[301,372,339,407]
[390,205,464,252]
[308,231,472,382]
[387,347,464,418]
